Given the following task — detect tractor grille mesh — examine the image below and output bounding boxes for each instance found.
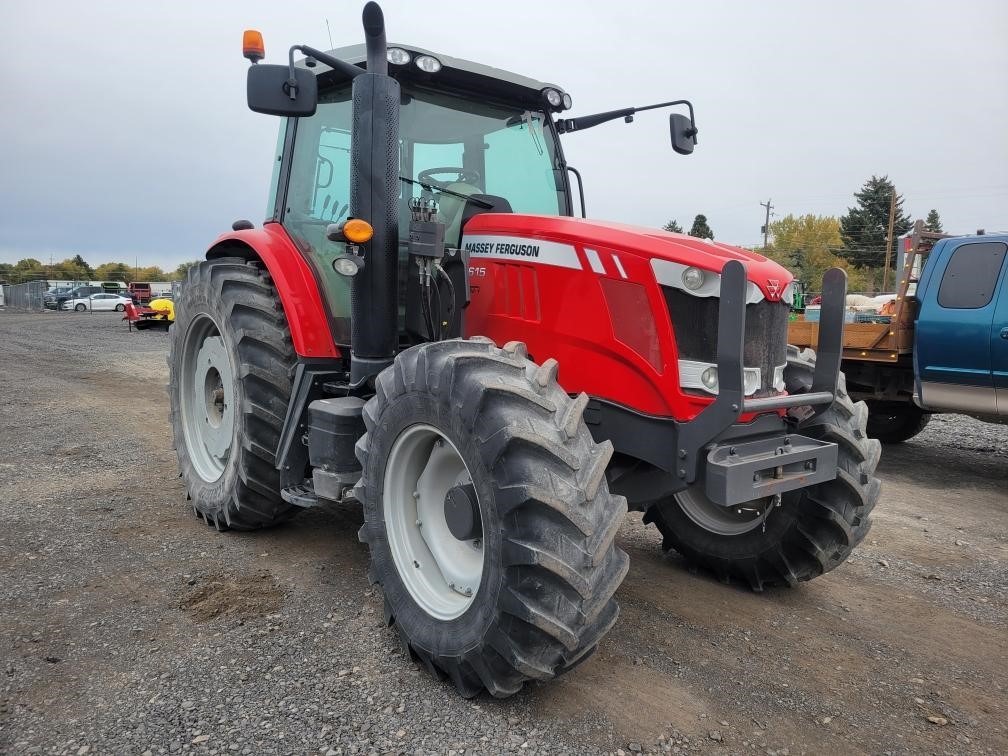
[662,288,789,396]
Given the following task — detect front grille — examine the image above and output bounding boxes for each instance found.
[662,288,789,396]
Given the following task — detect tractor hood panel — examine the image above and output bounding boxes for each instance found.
[463,214,793,302]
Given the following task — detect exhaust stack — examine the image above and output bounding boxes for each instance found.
[348,1,400,386]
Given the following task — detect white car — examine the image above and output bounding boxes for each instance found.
[61,292,133,312]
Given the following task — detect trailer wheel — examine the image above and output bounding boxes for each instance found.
[357,338,629,697]
[644,346,881,591]
[168,257,298,530]
[865,401,930,443]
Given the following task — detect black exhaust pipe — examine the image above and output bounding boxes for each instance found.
[349,1,400,386]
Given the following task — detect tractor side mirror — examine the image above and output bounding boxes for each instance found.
[247,64,318,117]
[670,113,697,155]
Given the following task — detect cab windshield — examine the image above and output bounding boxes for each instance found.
[277,84,568,343]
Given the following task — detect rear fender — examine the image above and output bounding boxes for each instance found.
[205,222,340,358]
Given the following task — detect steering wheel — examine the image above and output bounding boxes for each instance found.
[417,167,482,189]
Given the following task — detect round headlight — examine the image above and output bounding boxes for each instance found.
[562,93,573,110]
[743,369,760,396]
[387,47,411,65]
[700,366,719,393]
[415,55,441,73]
[332,255,362,277]
[544,88,563,108]
[681,266,705,291]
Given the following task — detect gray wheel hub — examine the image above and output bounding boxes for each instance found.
[383,424,484,620]
[179,316,235,483]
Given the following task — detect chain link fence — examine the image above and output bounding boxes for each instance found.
[2,281,47,310]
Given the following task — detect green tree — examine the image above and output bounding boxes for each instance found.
[94,262,134,282]
[172,261,201,280]
[838,175,911,269]
[14,258,44,272]
[924,208,943,233]
[10,258,47,283]
[762,214,866,290]
[663,219,684,234]
[134,265,168,281]
[71,254,94,278]
[49,257,93,281]
[689,213,714,240]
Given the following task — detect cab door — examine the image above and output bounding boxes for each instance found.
[915,240,1007,415]
[993,244,1008,415]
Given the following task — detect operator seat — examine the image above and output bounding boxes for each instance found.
[437,181,484,248]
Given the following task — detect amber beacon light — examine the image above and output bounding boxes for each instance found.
[242,30,265,63]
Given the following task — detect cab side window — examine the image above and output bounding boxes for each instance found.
[282,93,355,343]
[937,242,1008,309]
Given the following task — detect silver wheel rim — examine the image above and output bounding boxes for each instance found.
[384,424,484,620]
[178,314,235,483]
[676,485,772,536]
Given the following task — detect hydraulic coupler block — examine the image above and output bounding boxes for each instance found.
[407,197,445,259]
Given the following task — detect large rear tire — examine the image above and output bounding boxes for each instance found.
[356,338,629,698]
[644,346,881,590]
[168,257,298,530]
[865,401,931,443]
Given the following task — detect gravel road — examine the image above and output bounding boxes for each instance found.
[1,311,1005,755]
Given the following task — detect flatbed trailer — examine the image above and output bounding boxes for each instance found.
[788,221,947,363]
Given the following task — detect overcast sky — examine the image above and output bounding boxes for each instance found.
[1,0,1005,268]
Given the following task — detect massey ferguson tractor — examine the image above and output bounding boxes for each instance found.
[169,3,881,697]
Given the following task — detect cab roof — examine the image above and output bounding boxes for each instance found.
[303,43,568,110]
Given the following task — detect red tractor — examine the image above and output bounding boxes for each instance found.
[169,3,880,698]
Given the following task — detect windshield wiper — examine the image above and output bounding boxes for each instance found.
[399,176,493,209]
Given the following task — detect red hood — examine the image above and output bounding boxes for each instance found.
[464,214,793,301]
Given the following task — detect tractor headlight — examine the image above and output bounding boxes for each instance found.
[562,93,573,110]
[332,254,364,277]
[743,368,761,396]
[681,266,705,291]
[415,55,442,73]
[387,47,411,65]
[543,88,563,108]
[700,366,719,392]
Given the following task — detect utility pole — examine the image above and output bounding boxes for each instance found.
[760,199,774,248]
[882,190,897,291]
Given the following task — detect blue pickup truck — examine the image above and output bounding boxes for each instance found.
[914,235,1008,416]
[794,230,1008,443]
[836,233,1008,442]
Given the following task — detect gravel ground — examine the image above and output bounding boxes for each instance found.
[1,311,1006,755]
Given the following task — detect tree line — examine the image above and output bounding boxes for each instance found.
[664,175,946,293]
[0,256,201,285]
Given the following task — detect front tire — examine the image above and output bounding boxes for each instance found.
[865,401,930,443]
[644,346,881,590]
[168,257,298,530]
[356,338,629,698]
[75,303,86,312]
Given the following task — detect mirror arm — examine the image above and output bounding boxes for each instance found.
[290,44,367,85]
[557,99,698,143]
[556,108,634,134]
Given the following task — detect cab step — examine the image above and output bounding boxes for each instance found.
[281,480,320,508]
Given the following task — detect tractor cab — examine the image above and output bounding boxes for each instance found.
[272,44,573,344]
